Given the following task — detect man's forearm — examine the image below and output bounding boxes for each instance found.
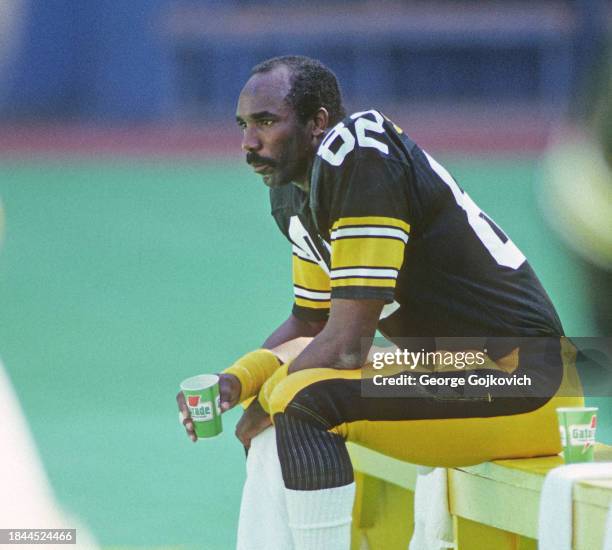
[287,328,363,373]
[262,313,326,349]
[287,299,383,373]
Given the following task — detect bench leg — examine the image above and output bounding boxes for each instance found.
[454,516,537,550]
[351,472,414,550]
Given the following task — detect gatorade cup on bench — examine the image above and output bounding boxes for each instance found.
[180,374,222,439]
[556,407,598,463]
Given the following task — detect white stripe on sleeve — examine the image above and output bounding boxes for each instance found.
[331,227,409,243]
[294,287,331,300]
[330,267,398,279]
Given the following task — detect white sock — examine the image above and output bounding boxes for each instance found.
[285,483,356,550]
[236,427,293,550]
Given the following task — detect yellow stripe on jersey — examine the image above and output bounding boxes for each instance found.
[292,255,331,291]
[295,296,332,309]
[331,216,410,234]
[332,278,397,288]
[331,237,406,269]
[293,252,331,311]
[330,216,408,293]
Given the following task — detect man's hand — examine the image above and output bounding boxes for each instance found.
[176,373,241,442]
[235,399,272,449]
[176,391,197,442]
[219,373,242,411]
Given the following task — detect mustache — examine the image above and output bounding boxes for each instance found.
[246,152,276,168]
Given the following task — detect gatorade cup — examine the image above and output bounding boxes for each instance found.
[556,406,598,463]
[180,374,223,439]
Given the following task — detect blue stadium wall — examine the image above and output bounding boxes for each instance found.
[1,0,606,122]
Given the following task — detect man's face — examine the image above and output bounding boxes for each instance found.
[236,67,312,188]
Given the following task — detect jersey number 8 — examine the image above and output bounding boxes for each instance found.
[424,151,526,270]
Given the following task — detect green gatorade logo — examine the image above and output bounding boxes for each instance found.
[569,415,597,454]
[187,395,214,421]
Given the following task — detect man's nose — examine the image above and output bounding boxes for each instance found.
[241,127,261,153]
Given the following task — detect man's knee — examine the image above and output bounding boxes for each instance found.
[268,368,359,422]
[274,412,354,490]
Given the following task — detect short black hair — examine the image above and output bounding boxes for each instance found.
[251,55,346,126]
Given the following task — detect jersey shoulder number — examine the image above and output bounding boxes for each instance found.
[317,109,392,167]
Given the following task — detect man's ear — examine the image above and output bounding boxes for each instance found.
[311,107,329,138]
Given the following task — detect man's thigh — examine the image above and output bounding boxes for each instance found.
[268,351,582,467]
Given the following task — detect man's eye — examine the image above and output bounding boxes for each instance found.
[237,121,247,130]
[259,120,274,127]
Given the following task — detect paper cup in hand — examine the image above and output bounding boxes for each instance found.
[180,374,223,439]
[556,406,597,463]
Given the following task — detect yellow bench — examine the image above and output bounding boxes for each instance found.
[348,443,612,550]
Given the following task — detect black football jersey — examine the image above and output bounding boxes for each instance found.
[270,109,563,339]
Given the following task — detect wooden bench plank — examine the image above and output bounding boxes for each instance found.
[350,442,612,549]
[450,445,612,547]
[347,442,418,491]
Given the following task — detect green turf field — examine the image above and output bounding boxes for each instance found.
[0,156,605,549]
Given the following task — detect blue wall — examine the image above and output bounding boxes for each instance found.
[4,0,174,121]
[0,1,605,122]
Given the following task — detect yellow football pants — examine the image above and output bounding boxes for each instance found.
[266,338,583,467]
